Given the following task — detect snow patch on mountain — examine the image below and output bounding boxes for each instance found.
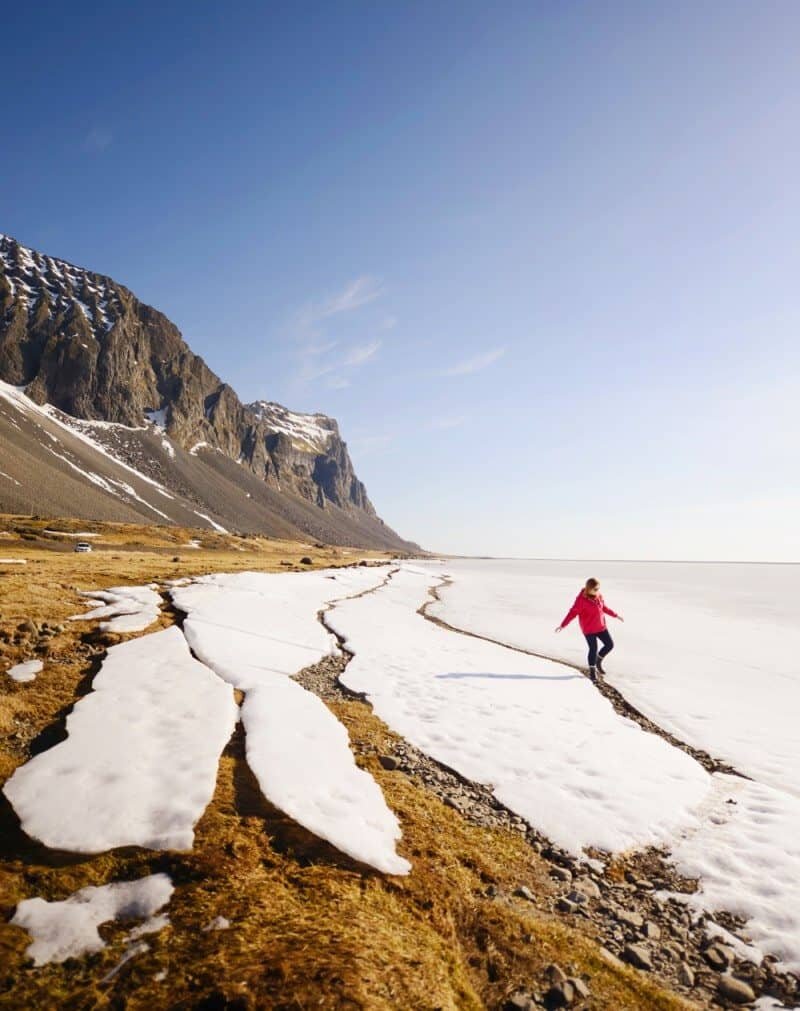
[248,400,335,452]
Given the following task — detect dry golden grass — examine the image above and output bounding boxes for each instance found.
[0,515,696,1009]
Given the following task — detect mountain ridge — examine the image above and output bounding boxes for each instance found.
[0,234,416,551]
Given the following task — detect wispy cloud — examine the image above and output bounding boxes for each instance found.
[296,276,383,333]
[327,376,351,390]
[344,340,382,366]
[84,127,113,152]
[441,347,506,377]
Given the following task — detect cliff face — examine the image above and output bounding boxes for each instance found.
[0,234,414,550]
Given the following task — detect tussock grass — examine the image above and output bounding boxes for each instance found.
[0,516,695,1009]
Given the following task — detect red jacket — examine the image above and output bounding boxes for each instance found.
[560,591,619,634]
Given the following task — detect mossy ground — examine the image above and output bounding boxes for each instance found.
[0,515,696,1009]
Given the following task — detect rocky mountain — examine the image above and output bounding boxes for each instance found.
[0,234,416,551]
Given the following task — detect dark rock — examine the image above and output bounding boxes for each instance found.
[622,944,654,971]
[677,962,695,987]
[544,981,575,1008]
[550,866,573,883]
[378,754,399,771]
[717,975,756,1004]
[543,964,567,984]
[704,943,734,971]
[557,898,579,914]
[514,885,535,902]
[300,556,313,565]
[503,994,537,1011]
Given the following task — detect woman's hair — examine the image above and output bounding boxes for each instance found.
[584,577,600,595]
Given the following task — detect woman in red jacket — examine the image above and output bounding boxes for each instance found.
[555,577,624,681]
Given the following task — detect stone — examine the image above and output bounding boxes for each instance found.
[503,994,536,1011]
[622,944,654,971]
[543,964,567,984]
[514,885,536,902]
[566,890,589,906]
[544,981,575,1008]
[378,754,399,771]
[557,898,579,914]
[704,943,734,971]
[717,975,756,1004]
[677,962,695,987]
[299,556,313,565]
[550,866,573,883]
[567,977,590,999]
[642,921,661,940]
[617,910,644,930]
[599,947,624,969]
[573,877,601,900]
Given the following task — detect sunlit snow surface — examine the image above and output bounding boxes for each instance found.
[330,566,710,855]
[172,567,410,874]
[422,558,800,971]
[4,627,237,851]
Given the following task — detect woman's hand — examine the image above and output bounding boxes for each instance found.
[616,615,625,622]
[554,625,563,633]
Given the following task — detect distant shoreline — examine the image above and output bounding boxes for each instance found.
[437,555,800,566]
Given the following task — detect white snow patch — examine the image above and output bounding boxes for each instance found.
[7,660,43,683]
[193,510,228,534]
[0,469,21,485]
[249,401,333,452]
[172,567,409,874]
[11,873,173,966]
[189,441,209,455]
[161,437,175,459]
[3,627,237,851]
[69,585,162,633]
[145,408,168,429]
[0,558,27,564]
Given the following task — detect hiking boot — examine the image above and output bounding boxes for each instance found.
[596,657,606,675]
[588,666,598,682]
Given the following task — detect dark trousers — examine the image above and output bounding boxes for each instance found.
[584,629,614,668]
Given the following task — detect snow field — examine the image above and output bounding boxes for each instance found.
[4,627,237,851]
[425,559,800,797]
[69,584,162,633]
[329,566,711,856]
[424,558,800,971]
[12,873,173,965]
[173,566,410,874]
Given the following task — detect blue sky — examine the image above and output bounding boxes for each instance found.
[2,2,798,560]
